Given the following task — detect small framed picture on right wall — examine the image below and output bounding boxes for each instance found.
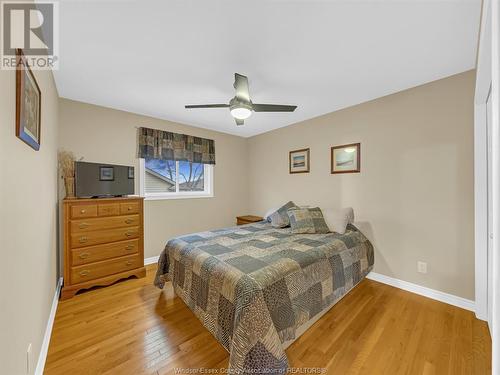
[331,143,360,174]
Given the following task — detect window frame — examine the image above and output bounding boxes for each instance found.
[139,158,214,200]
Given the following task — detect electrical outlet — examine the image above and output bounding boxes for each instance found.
[26,343,32,374]
[417,261,427,274]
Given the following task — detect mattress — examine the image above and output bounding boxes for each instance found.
[154,221,374,374]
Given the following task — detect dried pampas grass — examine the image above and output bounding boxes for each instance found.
[58,150,75,178]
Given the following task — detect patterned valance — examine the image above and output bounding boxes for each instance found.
[137,127,215,165]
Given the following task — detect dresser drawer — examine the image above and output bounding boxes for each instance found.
[71,239,139,266]
[71,226,140,248]
[71,254,142,284]
[120,201,140,215]
[98,203,120,217]
[71,204,98,219]
[70,215,140,233]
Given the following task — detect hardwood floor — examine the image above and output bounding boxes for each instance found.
[44,265,491,375]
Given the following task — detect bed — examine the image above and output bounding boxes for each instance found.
[154,220,374,374]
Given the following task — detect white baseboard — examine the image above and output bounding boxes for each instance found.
[35,277,63,375]
[144,255,159,265]
[366,272,475,312]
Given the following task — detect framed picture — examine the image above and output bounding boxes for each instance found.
[289,148,310,174]
[128,166,135,179]
[100,166,114,181]
[16,49,41,151]
[331,143,360,174]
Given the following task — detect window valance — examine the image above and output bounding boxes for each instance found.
[137,127,215,165]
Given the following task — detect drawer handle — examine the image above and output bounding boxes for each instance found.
[127,206,132,211]
[79,236,88,243]
[78,252,90,259]
[125,219,133,224]
[125,231,133,237]
[79,270,90,277]
[125,245,134,251]
[80,209,86,214]
[79,223,89,229]
[125,261,132,266]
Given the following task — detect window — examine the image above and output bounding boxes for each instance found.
[140,158,213,199]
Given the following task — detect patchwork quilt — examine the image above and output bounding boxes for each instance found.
[154,221,374,374]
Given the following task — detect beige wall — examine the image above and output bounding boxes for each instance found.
[0,70,59,373]
[58,99,248,258]
[247,71,475,300]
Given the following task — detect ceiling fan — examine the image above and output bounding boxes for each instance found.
[185,73,297,126]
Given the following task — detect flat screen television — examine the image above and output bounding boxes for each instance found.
[75,161,135,198]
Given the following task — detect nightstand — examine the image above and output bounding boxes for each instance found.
[236,215,264,225]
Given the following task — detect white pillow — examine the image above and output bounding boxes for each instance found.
[322,207,354,234]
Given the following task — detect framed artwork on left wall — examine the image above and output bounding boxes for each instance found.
[16,49,41,151]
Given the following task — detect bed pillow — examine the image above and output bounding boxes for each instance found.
[264,207,279,222]
[268,201,297,227]
[287,207,330,234]
[322,207,352,234]
[342,207,355,223]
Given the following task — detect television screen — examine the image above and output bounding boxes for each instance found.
[75,161,134,198]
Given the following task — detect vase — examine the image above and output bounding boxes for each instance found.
[64,176,75,198]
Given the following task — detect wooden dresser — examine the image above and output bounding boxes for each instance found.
[61,197,146,299]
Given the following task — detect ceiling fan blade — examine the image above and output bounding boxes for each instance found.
[185,104,229,109]
[252,104,297,112]
[235,118,244,126]
[234,73,250,102]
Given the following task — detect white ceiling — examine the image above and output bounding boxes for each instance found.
[54,0,481,137]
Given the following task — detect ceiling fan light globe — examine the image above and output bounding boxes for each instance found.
[230,107,252,120]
